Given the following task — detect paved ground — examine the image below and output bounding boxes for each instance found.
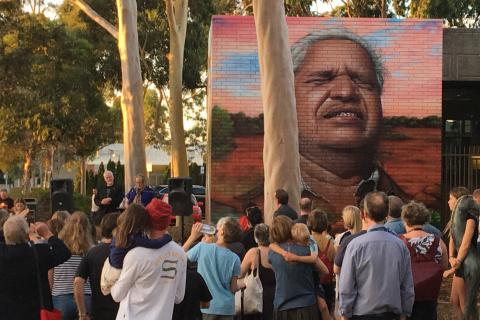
[437,276,480,320]
[438,277,454,320]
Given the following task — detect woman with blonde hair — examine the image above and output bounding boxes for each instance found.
[334,206,361,249]
[51,211,94,319]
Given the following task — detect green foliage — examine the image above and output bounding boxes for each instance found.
[326,0,480,26]
[223,0,317,16]
[211,106,236,160]
[73,192,91,213]
[429,210,442,230]
[87,161,125,193]
[96,162,105,190]
[144,89,169,149]
[0,8,116,190]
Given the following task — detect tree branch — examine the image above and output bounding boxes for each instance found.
[165,0,177,35]
[70,0,119,40]
[175,0,189,39]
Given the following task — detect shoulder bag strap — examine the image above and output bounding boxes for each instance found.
[320,238,331,256]
[31,243,46,309]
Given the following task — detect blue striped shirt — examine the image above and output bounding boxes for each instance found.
[339,224,414,318]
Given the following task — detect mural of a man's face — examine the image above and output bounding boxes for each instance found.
[295,39,383,152]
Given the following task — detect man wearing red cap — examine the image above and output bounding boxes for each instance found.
[111,199,187,319]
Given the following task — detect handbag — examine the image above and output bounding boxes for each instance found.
[400,235,443,301]
[235,249,263,316]
[32,244,63,320]
[319,240,334,284]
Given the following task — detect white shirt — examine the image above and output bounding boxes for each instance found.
[111,241,187,319]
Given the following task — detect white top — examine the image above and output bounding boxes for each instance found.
[111,241,187,320]
[91,194,99,212]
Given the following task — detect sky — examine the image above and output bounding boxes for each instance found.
[33,0,343,16]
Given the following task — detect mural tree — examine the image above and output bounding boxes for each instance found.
[252,0,301,223]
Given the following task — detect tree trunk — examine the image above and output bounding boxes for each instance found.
[72,0,146,189]
[117,0,147,188]
[166,0,189,178]
[253,0,301,224]
[80,157,86,195]
[380,0,386,18]
[22,148,33,193]
[41,147,54,189]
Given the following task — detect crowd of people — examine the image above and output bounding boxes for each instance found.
[0,178,480,320]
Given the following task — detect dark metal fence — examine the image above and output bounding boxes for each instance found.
[443,144,480,192]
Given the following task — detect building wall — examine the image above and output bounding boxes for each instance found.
[208,17,443,220]
[444,29,480,81]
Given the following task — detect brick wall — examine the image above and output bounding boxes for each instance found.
[207,17,443,222]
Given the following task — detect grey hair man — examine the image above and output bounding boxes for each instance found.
[292,29,407,215]
[93,170,124,225]
[126,173,155,207]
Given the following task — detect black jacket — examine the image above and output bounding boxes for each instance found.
[94,184,124,215]
[273,204,298,221]
[0,237,71,320]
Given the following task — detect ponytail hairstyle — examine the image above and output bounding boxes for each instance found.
[115,204,150,248]
[59,211,94,255]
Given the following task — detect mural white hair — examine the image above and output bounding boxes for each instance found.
[291,29,385,92]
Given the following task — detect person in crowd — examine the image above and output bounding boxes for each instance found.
[125,174,155,207]
[0,216,71,319]
[334,206,362,249]
[91,188,99,215]
[51,212,94,319]
[292,223,332,320]
[47,210,71,237]
[339,192,414,320]
[0,209,9,241]
[111,200,186,319]
[295,197,312,225]
[268,216,319,319]
[240,223,276,320]
[308,209,336,315]
[333,205,362,319]
[172,261,213,320]
[273,189,298,221]
[224,220,246,260]
[47,218,65,238]
[101,202,172,295]
[52,210,71,223]
[0,188,13,210]
[240,202,258,232]
[74,213,120,320]
[183,218,241,320]
[445,186,479,320]
[470,188,480,254]
[385,196,405,235]
[94,170,124,225]
[400,201,448,320]
[422,219,443,238]
[334,204,368,277]
[13,197,28,215]
[241,206,264,252]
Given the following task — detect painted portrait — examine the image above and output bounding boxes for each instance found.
[208,17,442,221]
